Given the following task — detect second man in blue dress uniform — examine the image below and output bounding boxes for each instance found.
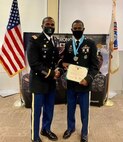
[62,20,99,142]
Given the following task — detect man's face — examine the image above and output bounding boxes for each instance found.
[71,22,85,39]
[42,18,55,29]
[42,18,55,36]
[72,22,84,31]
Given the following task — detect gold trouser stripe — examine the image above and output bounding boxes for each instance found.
[88,92,91,134]
[31,93,35,140]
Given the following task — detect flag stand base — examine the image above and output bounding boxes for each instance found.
[14,99,25,107]
[105,99,114,106]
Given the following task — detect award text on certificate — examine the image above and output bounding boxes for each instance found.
[66,64,88,82]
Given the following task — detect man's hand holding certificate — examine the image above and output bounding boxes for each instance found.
[66,64,88,83]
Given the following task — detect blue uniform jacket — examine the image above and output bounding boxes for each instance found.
[63,38,99,92]
[27,33,62,93]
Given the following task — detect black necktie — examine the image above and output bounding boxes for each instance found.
[49,37,54,46]
[76,40,79,48]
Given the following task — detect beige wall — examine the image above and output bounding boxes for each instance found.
[47,0,59,32]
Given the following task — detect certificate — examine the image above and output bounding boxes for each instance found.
[66,64,88,82]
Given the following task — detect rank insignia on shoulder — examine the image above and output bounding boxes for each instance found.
[32,35,38,39]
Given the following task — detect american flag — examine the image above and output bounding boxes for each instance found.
[109,0,119,74]
[0,0,26,77]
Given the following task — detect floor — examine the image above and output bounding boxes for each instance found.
[0,93,123,142]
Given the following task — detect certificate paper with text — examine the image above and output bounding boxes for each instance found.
[66,64,88,83]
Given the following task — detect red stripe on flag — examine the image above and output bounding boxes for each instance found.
[15,26,26,61]
[0,56,13,75]
[1,45,18,72]
[9,30,23,68]
[4,34,24,69]
[16,26,23,44]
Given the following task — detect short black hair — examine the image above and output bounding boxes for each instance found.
[72,20,84,28]
[42,17,54,25]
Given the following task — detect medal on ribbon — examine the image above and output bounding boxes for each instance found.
[72,35,84,61]
[73,56,78,61]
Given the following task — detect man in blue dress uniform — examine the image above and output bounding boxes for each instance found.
[27,17,62,142]
[62,20,99,142]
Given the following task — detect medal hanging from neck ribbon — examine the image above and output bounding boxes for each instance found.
[72,35,84,61]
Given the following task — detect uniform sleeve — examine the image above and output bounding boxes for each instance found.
[84,40,99,84]
[62,42,70,63]
[55,48,64,76]
[27,37,55,78]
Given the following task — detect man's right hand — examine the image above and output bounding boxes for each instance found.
[54,70,60,80]
[62,62,70,70]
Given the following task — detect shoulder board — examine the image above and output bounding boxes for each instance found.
[32,35,38,39]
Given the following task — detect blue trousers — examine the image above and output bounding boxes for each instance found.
[66,89,89,137]
[31,90,56,141]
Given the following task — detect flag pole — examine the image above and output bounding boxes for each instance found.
[14,73,25,107]
[105,42,114,106]
[105,0,118,106]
